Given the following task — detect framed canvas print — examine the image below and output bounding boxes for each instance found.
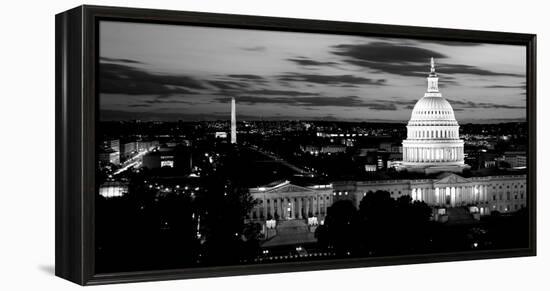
[55,5,536,285]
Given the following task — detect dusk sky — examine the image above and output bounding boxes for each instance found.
[99,21,527,123]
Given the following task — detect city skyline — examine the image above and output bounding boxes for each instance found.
[99,21,527,123]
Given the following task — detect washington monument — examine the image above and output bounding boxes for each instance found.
[231,97,237,144]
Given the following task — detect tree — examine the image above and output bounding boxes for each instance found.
[316,200,360,255]
[355,191,433,255]
[197,165,259,265]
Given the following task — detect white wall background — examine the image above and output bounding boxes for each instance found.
[0,0,547,289]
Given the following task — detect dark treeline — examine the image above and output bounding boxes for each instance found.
[315,191,433,256]
[315,190,529,257]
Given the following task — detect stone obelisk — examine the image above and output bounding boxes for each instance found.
[231,97,237,144]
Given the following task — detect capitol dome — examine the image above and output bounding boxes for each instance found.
[409,96,456,122]
[400,58,469,174]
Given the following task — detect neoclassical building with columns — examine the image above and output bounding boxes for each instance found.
[247,59,527,245]
[248,181,333,222]
[332,173,527,217]
[399,58,470,174]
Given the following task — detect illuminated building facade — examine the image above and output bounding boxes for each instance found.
[246,58,527,246]
[400,58,469,174]
[333,173,527,216]
[99,181,128,198]
[249,181,333,221]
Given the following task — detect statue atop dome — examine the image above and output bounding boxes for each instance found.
[427,57,440,93]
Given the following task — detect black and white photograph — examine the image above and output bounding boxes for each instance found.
[95,20,530,274]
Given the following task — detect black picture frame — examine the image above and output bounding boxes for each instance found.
[55,5,537,286]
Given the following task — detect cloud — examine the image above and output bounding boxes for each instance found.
[128,104,151,107]
[207,74,270,91]
[333,42,447,63]
[100,109,226,121]
[448,99,526,110]
[342,60,430,77]
[287,57,339,66]
[422,40,483,47]
[100,57,145,64]
[389,97,419,106]
[144,99,191,105]
[227,74,267,82]
[208,80,250,90]
[278,73,386,86]
[332,42,523,78]
[243,89,320,96]
[438,64,524,77]
[215,95,400,110]
[99,63,205,95]
[241,46,266,52]
[484,84,527,89]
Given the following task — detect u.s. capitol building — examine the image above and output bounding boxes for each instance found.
[247,59,526,244]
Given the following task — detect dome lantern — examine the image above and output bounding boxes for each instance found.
[427,57,439,93]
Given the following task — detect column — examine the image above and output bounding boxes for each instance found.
[313,196,317,216]
[298,198,303,219]
[452,148,456,161]
[290,198,295,219]
[279,198,284,218]
[304,197,310,218]
[269,199,275,218]
[450,148,455,161]
[263,198,267,219]
[422,148,428,162]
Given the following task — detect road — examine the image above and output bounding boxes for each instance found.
[113,149,150,175]
[248,146,313,176]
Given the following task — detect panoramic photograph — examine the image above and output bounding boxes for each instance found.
[96,20,529,273]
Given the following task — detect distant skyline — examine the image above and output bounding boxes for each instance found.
[99,21,527,123]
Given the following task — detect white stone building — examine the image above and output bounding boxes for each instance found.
[400,58,470,174]
[247,59,527,246]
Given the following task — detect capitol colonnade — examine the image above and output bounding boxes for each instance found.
[403,146,464,163]
[411,184,490,207]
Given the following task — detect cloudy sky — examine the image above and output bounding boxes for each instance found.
[99,21,526,123]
